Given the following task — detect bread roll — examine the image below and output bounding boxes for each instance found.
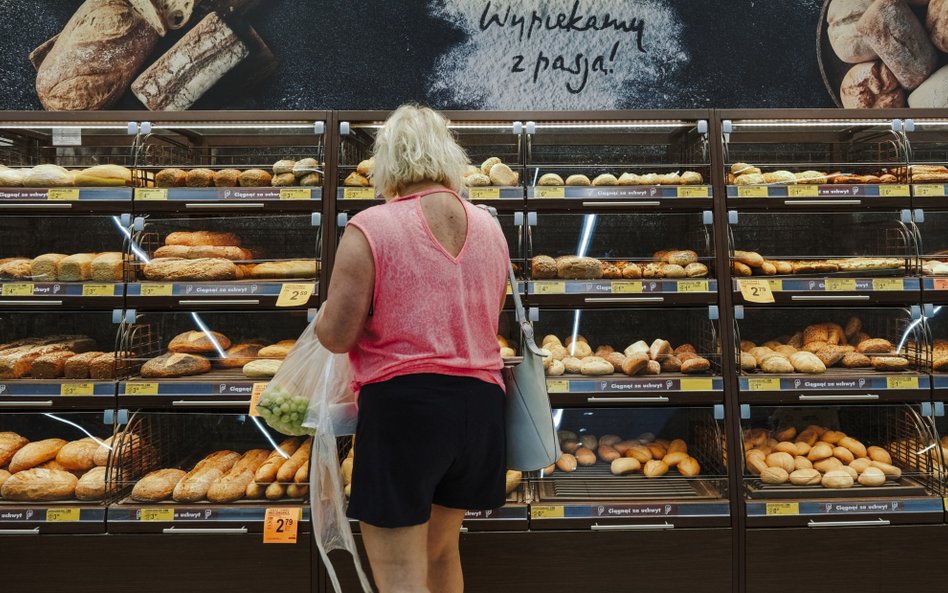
[464,173,489,187]
[857,0,937,90]
[766,452,795,474]
[621,353,649,375]
[598,445,621,463]
[814,457,844,473]
[258,340,296,359]
[216,342,264,368]
[789,351,827,374]
[822,470,854,489]
[610,457,640,475]
[858,466,887,486]
[833,446,856,464]
[838,437,867,459]
[75,466,107,501]
[132,468,187,502]
[1,468,78,501]
[871,356,909,371]
[237,169,272,187]
[580,358,613,376]
[538,173,564,186]
[643,459,669,478]
[565,174,590,186]
[842,352,872,368]
[808,442,834,461]
[761,466,789,484]
[592,173,618,186]
[790,468,822,485]
[681,357,711,373]
[794,456,814,471]
[867,446,892,464]
[555,453,578,473]
[210,169,240,187]
[488,163,518,186]
[184,168,214,188]
[648,339,673,362]
[870,460,902,479]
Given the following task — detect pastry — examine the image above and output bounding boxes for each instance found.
[141,352,212,378]
[857,0,937,90]
[156,168,188,187]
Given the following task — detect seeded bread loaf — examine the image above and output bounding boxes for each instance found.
[141,352,211,378]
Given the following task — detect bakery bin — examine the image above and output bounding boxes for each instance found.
[116,308,311,409]
[127,212,319,309]
[527,307,724,406]
[925,305,948,400]
[133,113,327,213]
[0,410,117,534]
[903,115,948,207]
[334,112,526,208]
[528,405,730,530]
[523,112,713,211]
[729,210,919,305]
[0,310,123,409]
[734,305,929,404]
[525,210,716,306]
[720,113,911,209]
[0,115,136,214]
[105,410,310,534]
[913,210,948,300]
[739,403,943,527]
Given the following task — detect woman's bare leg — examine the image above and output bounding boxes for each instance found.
[426,505,466,593]
[361,521,430,593]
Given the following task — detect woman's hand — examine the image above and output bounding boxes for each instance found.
[316,226,375,353]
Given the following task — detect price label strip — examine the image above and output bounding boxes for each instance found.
[46,508,81,522]
[737,278,775,303]
[747,377,781,392]
[125,382,159,396]
[736,186,769,198]
[886,376,919,390]
[140,283,173,297]
[825,278,856,292]
[61,383,94,397]
[140,508,174,522]
[137,188,169,201]
[249,382,268,417]
[468,187,500,200]
[676,186,709,198]
[264,507,302,544]
[534,186,565,199]
[787,185,819,197]
[533,281,566,295]
[48,188,80,201]
[612,281,643,293]
[914,185,946,197]
[765,502,799,516]
[276,283,315,307]
[279,188,311,200]
[546,379,569,393]
[82,283,116,297]
[343,187,375,200]
[531,505,565,519]
[2,283,35,297]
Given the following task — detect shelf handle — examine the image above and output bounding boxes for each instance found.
[791,295,871,301]
[0,527,41,535]
[582,201,661,207]
[807,519,890,529]
[0,300,63,306]
[591,522,674,531]
[0,401,54,408]
[584,297,665,303]
[177,299,261,306]
[459,527,469,533]
[784,200,862,206]
[587,396,670,403]
[798,394,880,401]
[171,400,250,407]
[162,527,248,535]
[0,203,72,209]
[185,203,266,209]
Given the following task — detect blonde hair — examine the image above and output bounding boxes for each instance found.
[371,105,468,199]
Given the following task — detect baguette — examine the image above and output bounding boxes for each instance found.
[164,231,241,247]
[286,484,308,499]
[250,260,317,279]
[265,481,286,500]
[142,257,237,281]
[207,449,270,503]
[131,468,187,502]
[276,437,312,482]
[294,461,309,484]
[1,468,78,501]
[172,450,240,502]
[253,438,302,483]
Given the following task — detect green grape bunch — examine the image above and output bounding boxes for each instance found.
[256,384,314,436]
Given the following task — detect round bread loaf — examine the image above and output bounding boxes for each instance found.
[538,173,564,186]
[185,168,215,188]
[272,173,297,187]
[841,61,906,108]
[565,174,591,186]
[272,160,296,175]
[828,0,877,63]
[213,169,241,187]
[480,157,501,175]
[155,168,187,187]
[293,158,320,177]
[488,163,518,186]
[592,173,618,186]
[464,173,490,187]
[239,169,273,187]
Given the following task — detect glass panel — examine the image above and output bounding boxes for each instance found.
[927,306,948,374]
[0,312,120,380]
[0,121,135,170]
[906,119,948,176]
[917,212,948,276]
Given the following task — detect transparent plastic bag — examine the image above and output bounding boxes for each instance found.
[257,314,372,592]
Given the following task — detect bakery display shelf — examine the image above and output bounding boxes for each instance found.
[744,496,944,528]
[0,379,117,409]
[738,371,931,404]
[0,504,107,535]
[726,183,911,209]
[528,279,717,307]
[933,375,948,400]
[107,500,310,534]
[350,500,529,533]
[133,186,321,212]
[921,277,948,297]
[126,280,317,309]
[526,185,712,211]
[745,476,926,499]
[119,370,261,408]
[0,187,133,212]
[547,374,723,407]
[733,276,921,306]
[0,280,125,309]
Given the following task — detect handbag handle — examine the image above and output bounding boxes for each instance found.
[479,205,547,357]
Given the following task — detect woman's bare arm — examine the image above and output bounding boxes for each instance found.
[316,226,375,353]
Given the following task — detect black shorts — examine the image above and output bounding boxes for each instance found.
[346,373,506,528]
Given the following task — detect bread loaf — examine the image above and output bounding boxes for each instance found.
[488,163,518,186]
[565,174,591,186]
[556,256,602,279]
[258,340,296,359]
[128,0,195,36]
[538,173,564,186]
[173,450,240,502]
[0,258,33,279]
[841,61,906,108]
[592,173,618,186]
[57,253,96,281]
[344,172,371,187]
[929,0,948,53]
[828,0,878,62]
[643,459,669,478]
[30,254,68,281]
[165,231,241,247]
[254,438,302,483]
[789,351,827,374]
[141,352,211,378]
[132,13,249,111]
[857,0,937,90]
[55,438,101,471]
[155,168,188,187]
[89,352,118,379]
[0,432,29,467]
[131,468,187,502]
[294,461,309,484]
[207,449,269,503]
[250,260,317,279]
[154,245,251,261]
[75,466,107,500]
[9,438,68,473]
[213,169,241,187]
[908,65,948,108]
[1,468,78,501]
[75,164,132,187]
[30,351,76,379]
[216,342,264,368]
[143,257,238,281]
[242,358,282,378]
[168,330,232,353]
[91,252,125,281]
[35,0,160,110]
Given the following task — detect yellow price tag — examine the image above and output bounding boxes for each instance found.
[48,188,80,201]
[2,283,34,296]
[469,187,501,200]
[765,503,799,516]
[825,278,856,292]
[125,382,159,396]
[768,279,784,291]
[82,283,115,297]
[140,283,173,297]
[533,281,566,295]
[535,186,565,199]
[531,505,565,519]
[343,187,375,200]
[546,379,569,393]
[46,508,81,522]
[61,383,94,397]
[505,283,513,295]
[612,281,643,293]
[748,377,781,391]
[279,188,311,200]
[944,497,948,512]
[737,186,768,198]
[136,188,168,201]
[737,278,775,303]
[886,376,919,390]
[276,283,315,307]
[914,185,946,197]
[264,507,301,544]
[680,378,713,391]
[872,278,903,291]
[677,186,709,198]
[677,280,709,293]
[140,508,174,522]
[787,185,819,197]
[249,382,268,417]
[879,184,909,197]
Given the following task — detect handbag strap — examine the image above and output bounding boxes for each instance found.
[479,205,546,357]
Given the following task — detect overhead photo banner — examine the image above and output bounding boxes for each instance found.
[0,0,945,111]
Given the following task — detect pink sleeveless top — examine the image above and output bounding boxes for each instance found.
[346,189,509,393]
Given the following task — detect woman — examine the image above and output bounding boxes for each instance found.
[316,105,510,593]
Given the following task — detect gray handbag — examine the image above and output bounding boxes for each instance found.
[483,206,558,472]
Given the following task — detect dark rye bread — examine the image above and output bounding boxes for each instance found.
[35,0,160,110]
[64,351,107,379]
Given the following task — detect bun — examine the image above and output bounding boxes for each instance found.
[272,173,297,187]
[488,163,518,186]
[565,174,591,186]
[538,173,564,186]
[294,158,320,177]
[592,174,618,186]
